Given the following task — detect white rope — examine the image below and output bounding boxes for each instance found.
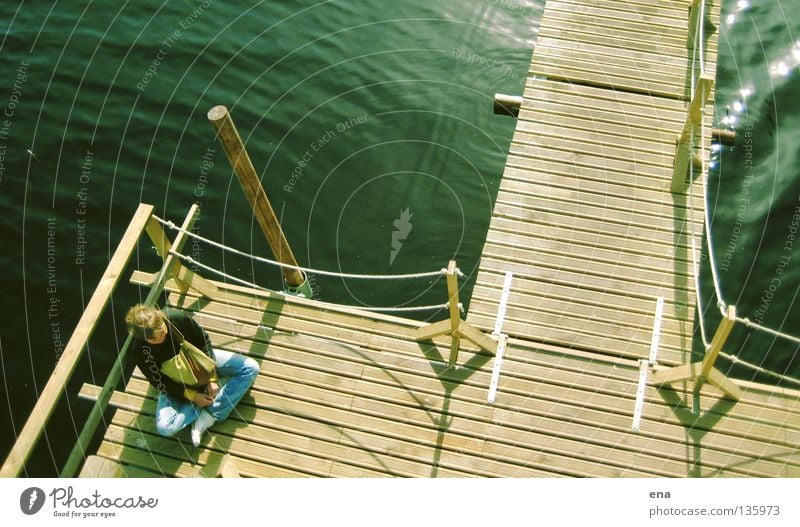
[687,101,711,348]
[686,3,800,375]
[701,116,727,317]
[153,216,447,281]
[167,250,457,313]
[720,349,800,387]
[698,0,706,75]
[736,316,800,346]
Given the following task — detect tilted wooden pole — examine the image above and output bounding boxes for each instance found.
[207,105,305,287]
[694,305,737,394]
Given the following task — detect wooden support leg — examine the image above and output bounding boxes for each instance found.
[145,214,219,299]
[651,306,741,402]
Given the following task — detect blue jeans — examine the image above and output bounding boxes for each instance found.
[155,349,259,437]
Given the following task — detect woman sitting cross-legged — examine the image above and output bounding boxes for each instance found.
[125,304,259,446]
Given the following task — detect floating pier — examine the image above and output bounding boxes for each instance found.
[3,0,800,478]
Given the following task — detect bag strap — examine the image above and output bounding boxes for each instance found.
[165,318,186,344]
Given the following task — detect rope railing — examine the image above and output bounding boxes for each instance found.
[153,215,457,281]
[684,4,800,386]
[721,349,800,388]
[167,250,460,314]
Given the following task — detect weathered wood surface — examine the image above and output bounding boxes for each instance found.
[467,0,720,368]
[78,276,800,478]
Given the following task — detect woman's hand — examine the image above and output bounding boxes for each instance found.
[193,392,214,407]
[206,381,219,398]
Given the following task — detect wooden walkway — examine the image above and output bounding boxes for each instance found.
[468,0,717,367]
[76,0,800,478]
[80,274,800,478]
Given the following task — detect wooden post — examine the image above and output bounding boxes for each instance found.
[60,204,202,477]
[712,128,736,146]
[1,204,154,478]
[671,73,714,193]
[694,305,736,394]
[144,215,219,299]
[414,261,498,366]
[493,93,523,117]
[207,105,305,287]
[445,261,461,366]
[651,304,741,402]
[687,0,704,49]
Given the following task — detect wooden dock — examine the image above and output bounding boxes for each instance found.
[4,0,800,479]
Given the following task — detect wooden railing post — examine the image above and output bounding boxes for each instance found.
[144,214,219,299]
[445,261,462,366]
[415,260,497,366]
[687,0,705,49]
[694,305,736,394]
[651,304,741,402]
[1,204,154,478]
[671,73,714,193]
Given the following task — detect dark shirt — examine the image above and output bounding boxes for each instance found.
[130,308,214,399]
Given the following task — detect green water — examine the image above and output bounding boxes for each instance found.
[0,0,797,476]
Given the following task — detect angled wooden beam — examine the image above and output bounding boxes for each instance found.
[415,319,452,341]
[695,305,736,394]
[1,204,154,478]
[208,105,305,288]
[457,321,498,356]
[190,454,240,478]
[651,305,740,402]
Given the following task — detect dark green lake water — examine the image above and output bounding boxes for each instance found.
[0,0,797,476]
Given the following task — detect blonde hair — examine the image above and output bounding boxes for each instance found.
[125,304,167,340]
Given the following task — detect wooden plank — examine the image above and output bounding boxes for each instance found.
[485,216,697,264]
[0,203,155,478]
[539,23,688,59]
[498,171,706,221]
[480,241,694,293]
[471,268,692,321]
[530,58,688,101]
[79,456,123,478]
[515,111,682,152]
[523,77,688,116]
[104,302,800,478]
[549,0,693,20]
[194,318,800,444]
[468,288,691,348]
[536,35,691,71]
[97,433,310,478]
[511,128,677,169]
[545,1,691,29]
[483,229,694,279]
